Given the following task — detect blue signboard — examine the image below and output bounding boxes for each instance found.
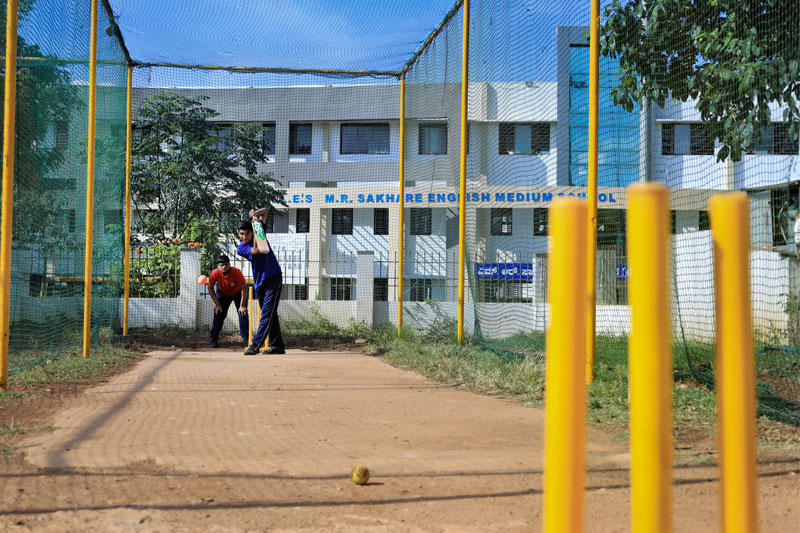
[475,263,534,280]
[616,264,629,281]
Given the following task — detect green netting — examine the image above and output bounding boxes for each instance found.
[0,0,798,425]
[401,0,798,425]
[2,0,126,374]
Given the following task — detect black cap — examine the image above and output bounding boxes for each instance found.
[217,255,230,264]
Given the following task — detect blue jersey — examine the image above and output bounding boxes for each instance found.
[236,219,281,288]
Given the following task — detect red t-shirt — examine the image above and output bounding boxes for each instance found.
[208,267,246,297]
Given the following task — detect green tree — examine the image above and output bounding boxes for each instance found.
[131,91,284,253]
[599,0,800,161]
[0,0,82,246]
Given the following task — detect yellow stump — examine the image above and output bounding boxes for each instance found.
[628,184,672,532]
[248,286,254,346]
[545,198,587,533]
[710,193,757,533]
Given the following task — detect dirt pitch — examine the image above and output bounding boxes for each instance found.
[0,347,798,532]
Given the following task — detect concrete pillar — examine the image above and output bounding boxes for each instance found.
[479,122,489,187]
[387,202,400,302]
[322,123,330,162]
[749,191,772,248]
[308,208,326,300]
[179,248,201,329]
[356,250,374,326]
[275,121,290,164]
[725,153,737,190]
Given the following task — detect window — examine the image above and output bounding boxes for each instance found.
[374,278,388,301]
[533,208,549,236]
[770,187,797,246]
[261,123,276,155]
[661,123,714,155]
[210,123,231,152]
[374,208,389,235]
[409,278,432,302]
[331,278,352,300]
[671,210,710,234]
[41,121,69,151]
[58,209,76,233]
[499,123,550,155]
[55,121,69,151]
[289,123,312,154]
[331,208,353,235]
[295,209,310,233]
[294,282,308,300]
[103,210,122,233]
[419,123,447,155]
[341,123,389,154]
[490,208,512,236]
[29,274,45,297]
[264,210,275,233]
[410,208,432,235]
[746,123,799,155]
[699,210,710,231]
[478,280,532,303]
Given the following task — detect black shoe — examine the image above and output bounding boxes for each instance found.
[209,341,219,348]
[243,346,260,356]
[265,346,285,355]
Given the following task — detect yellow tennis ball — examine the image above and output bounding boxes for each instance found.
[350,465,370,485]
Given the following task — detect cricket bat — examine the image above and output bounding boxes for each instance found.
[252,216,271,253]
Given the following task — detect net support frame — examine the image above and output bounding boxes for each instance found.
[123,65,132,335]
[586,0,600,383]
[397,74,406,333]
[0,0,19,388]
[456,0,469,343]
[82,0,99,358]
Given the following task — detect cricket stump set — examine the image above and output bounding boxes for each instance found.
[545,184,757,533]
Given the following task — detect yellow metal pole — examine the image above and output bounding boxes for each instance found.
[82,0,99,358]
[628,184,672,533]
[123,65,132,336]
[456,0,469,343]
[544,198,587,533]
[585,0,600,384]
[397,74,405,334]
[248,286,254,346]
[0,0,19,389]
[710,192,757,533]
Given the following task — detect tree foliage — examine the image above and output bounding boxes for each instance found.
[131,91,284,248]
[0,0,81,247]
[599,0,800,161]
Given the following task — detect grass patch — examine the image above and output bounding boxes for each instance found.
[385,338,546,405]
[0,444,17,457]
[5,344,141,389]
[372,327,724,439]
[0,420,28,436]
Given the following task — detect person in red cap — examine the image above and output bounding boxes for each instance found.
[207,254,249,348]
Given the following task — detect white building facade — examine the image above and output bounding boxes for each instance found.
[126,26,800,340]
